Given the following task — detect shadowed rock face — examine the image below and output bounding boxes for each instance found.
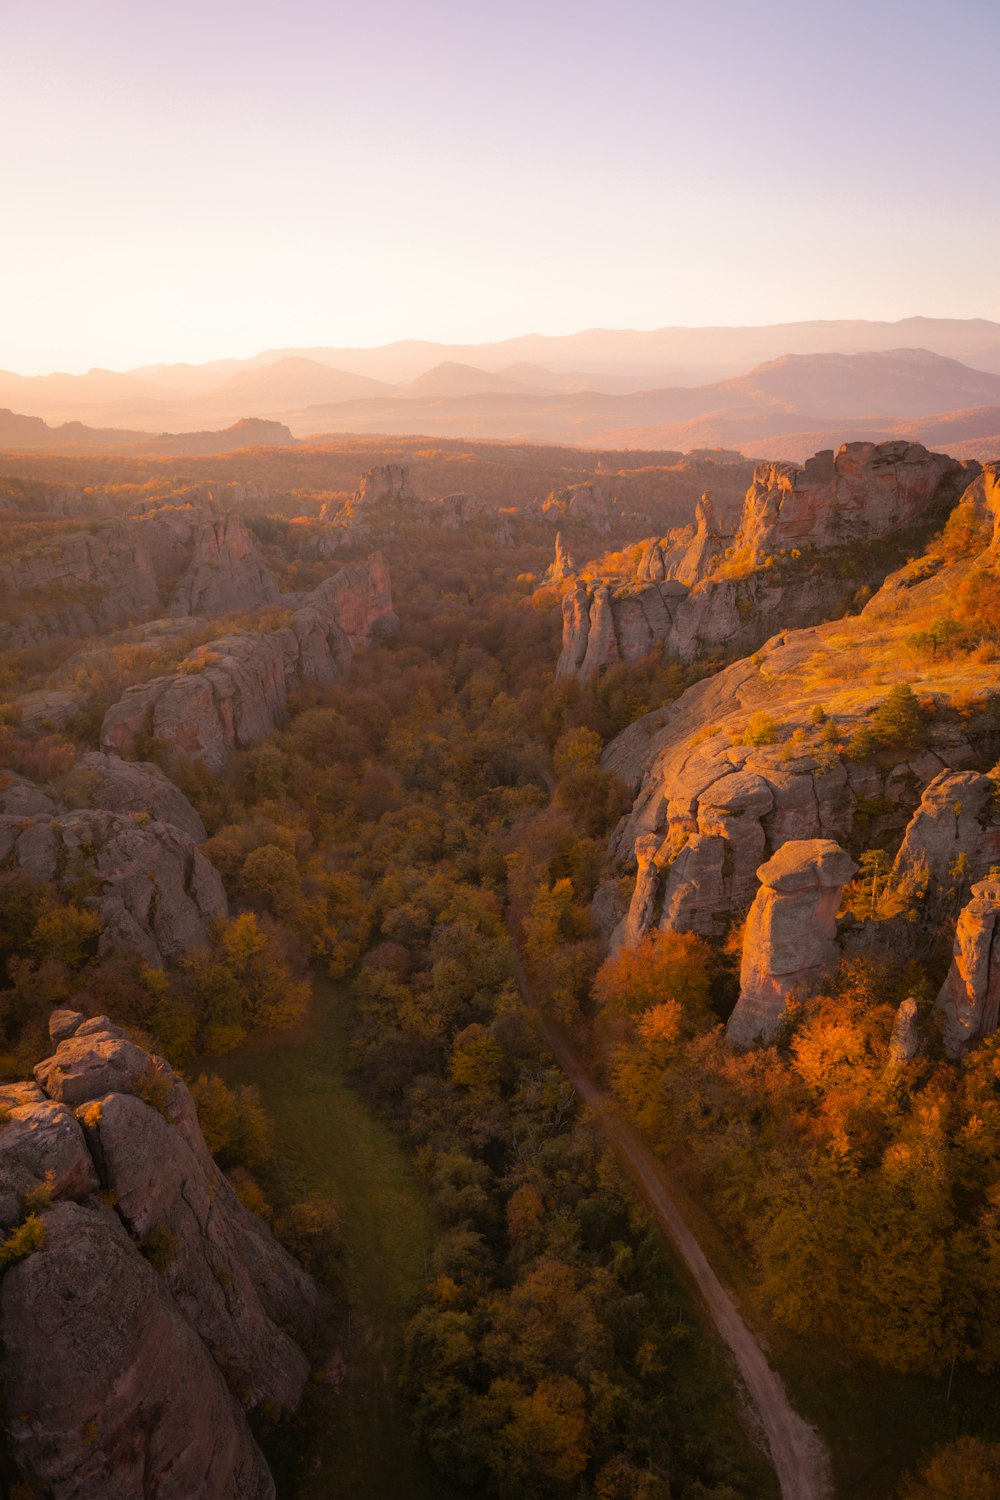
[935,878,1000,1058]
[556,441,972,679]
[726,840,857,1048]
[0,504,279,650]
[101,554,395,772]
[63,751,209,841]
[0,1011,317,1500]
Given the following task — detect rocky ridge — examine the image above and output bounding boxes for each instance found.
[0,1010,316,1499]
[598,480,1000,1050]
[101,553,395,771]
[0,502,280,650]
[309,466,515,554]
[556,441,971,678]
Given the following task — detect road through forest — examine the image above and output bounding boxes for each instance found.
[509,942,834,1500]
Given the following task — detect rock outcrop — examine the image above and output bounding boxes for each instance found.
[350,463,414,511]
[890,770,1000,911]
[541,482,614,533]
[101,554,395,772]
[888,996,922,1068]
[734,442,965,567]
[167,510,280,617]
[61,751,208,841]
[0,1012,317,1500]
[0,504,280,649]
[556,442,972,678]
[935,877,1000,1057]
[726,840,857,1048]
[545,532,577,583]
[0,808,226,966]
[633,493,728,587]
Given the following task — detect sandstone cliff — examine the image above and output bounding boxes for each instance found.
[101,554,395,771]
[0,1011,317,1499]
[556,441,972,678]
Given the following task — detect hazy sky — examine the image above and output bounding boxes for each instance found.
[2,0,998,373]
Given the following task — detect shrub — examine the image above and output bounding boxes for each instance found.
[0,1214,46,1271]
[741,711,781,747]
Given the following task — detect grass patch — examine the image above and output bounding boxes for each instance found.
[218,974,457,1500]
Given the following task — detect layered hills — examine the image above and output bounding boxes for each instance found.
[4,322,1000,458]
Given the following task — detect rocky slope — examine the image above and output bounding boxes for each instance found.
[598,466,1000,1049]
[0,1010,316,1499]
[101,553,395,771]
[557,441,971,678]
[0,502,280,650]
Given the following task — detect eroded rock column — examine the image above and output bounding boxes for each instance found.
[935,876,1000,1058]
[726,839,858,1048]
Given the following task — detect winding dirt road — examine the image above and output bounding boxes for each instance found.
[511,945,834,1500]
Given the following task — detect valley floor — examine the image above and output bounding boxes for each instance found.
[216,975,458,1500]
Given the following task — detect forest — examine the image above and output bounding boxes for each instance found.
[2,460,1000,1500]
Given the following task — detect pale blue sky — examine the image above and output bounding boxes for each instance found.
[1,0,997,372]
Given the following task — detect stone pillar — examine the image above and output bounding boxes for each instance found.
[726,839,858,1048]
[935,877,1000,1058]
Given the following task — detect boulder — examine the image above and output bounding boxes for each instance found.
[726,840,858,1048]
[0,1098,98,1228]
[935,877,1000,1057]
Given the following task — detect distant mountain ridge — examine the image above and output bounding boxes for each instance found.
[1,336,1000,460]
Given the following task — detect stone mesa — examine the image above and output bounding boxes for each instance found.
[726,839,858,1049]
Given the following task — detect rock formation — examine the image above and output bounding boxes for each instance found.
[541,482,614,533]
[726,840,858,1048]
[167,509,281,617]
[61,751,209,841]
[734,442,964,567]
[0,807,227,966]
[887,996,922,1068]
[0,1011,316,1499]
[0,503,280,650]
[891,770,1000,910]
[350,463,414,511]
[545,533,576,583]
[935,877,1000,1057]
[556,442,972,678]
[101,554,395,772]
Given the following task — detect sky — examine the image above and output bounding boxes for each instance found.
[1,0,998,374]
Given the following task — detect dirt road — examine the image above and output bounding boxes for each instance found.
[512,947,834,1500]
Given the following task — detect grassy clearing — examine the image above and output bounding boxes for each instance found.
[217,975,457,1500]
